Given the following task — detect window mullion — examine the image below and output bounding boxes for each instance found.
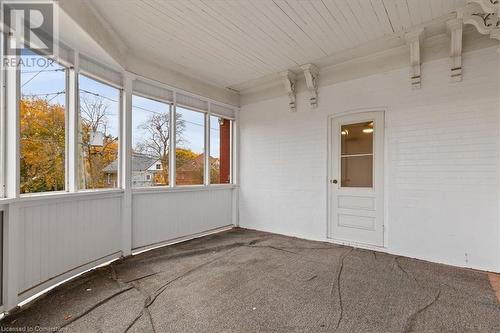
[67,53,79,192]
[204,105,210,186]
[232,111,239,186]
[169,94,176,187]
[4,34,20,311]
[121,73,133,256]
[0,32,5,198]
[5,35,19,198]
[230,119,234,185]
[121,73,132,190]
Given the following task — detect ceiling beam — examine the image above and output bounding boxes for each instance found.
[126,54,240,107]
[58,0,240,106]
[58,0,129,68]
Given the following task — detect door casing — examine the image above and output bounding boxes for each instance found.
[327,109,385,248]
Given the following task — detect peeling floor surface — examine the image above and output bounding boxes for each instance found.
[2,228,500,332]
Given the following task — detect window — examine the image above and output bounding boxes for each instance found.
[210,116,231,184]
[78,75,120,189]
[175,106,204,185]
[341,121,373,187]
[20,49,66,194]
[132,94,171,187]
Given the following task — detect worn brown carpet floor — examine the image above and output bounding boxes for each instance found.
[2,228,500,332]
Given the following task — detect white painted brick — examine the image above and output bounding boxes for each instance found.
[239,46,500,272]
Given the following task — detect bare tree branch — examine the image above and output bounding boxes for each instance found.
[135,111,185,183]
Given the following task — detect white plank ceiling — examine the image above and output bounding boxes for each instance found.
[88,0,465,90]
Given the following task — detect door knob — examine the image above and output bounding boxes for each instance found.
[331,179,338,184]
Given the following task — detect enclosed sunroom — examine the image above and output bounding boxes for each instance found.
[0,0,499,331]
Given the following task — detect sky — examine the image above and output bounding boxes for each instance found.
[20,49,220,157]
[79,74,120,137]
[20,51,66,105]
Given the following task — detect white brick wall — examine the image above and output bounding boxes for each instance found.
[239,46,500,272]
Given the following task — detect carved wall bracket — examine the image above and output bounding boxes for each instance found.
[447,18,463,82]
[300,63,319,108]
[458,0,500,41]
[405,28,424,89]
[280,70,297,112]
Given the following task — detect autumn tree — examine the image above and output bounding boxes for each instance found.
[20,98,65,193]
[174,147,197,170]
[174,148,207,185]
[136,111,185,184]
[79,94,118,188]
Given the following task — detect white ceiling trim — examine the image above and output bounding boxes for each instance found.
[239,28,496,106]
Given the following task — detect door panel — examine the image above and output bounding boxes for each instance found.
[338,196,375,210]
[329,112,384,246]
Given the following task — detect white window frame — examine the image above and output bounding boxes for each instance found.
[1,38,237,198]
[77,71,123,191]
[172,103,236,188]
[174,103,207,187]
[208,111,235,186]
[130,91,173,189]
[0,32,5,198]
[18,49,69,197]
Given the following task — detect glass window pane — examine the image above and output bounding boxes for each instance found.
[210,116,231,184]
[175,107,204,185]
[20,49,66,194]
[132,95,170,187]
[78,75,120,189]
[341,121,373,155]
[341,155,373,187]
[340,121,374,188]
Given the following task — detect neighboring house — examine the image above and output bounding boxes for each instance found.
[103,152,164,187]
[176,154,219,185]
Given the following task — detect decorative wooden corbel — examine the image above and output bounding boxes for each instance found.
[458,0,500,44]
[404,28,424,89]
[300,64,319,108]
[280,70,297,112]
[446,18,463,82]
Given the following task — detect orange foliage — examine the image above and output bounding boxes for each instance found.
[20,98,65,193]
[175,148,198,169]
[20,97,119,192]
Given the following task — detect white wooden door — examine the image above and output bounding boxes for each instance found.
[328,111,384,246]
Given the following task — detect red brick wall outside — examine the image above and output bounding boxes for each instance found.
[220,119,231,183]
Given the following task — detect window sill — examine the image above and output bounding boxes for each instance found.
[0,185,237,203]
[15,189,124,203]
[132,184,237,195]
[0,198,16,205]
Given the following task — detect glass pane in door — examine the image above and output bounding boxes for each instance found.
[341,121,373,187]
